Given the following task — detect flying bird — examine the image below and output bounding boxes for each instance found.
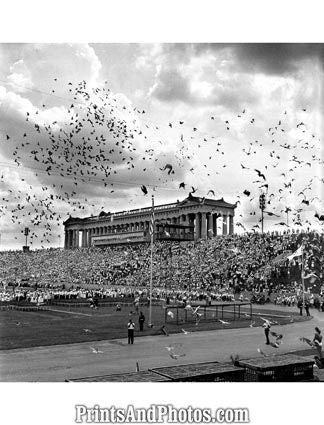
[219,319,231,325]
[167,311,174,319]
[257,348,268,357]
[160,163,173,175]
[141,185,148,195]
[89,346,103,354]
[254,169,266,181]
[169,351,186,360]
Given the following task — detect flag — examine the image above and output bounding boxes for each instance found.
[287,246,303,261]
[303,272,319,282]
[149,196,155,236]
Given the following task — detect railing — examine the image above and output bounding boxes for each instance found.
[111,202,180,218]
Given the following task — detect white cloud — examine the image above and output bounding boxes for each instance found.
[7,59,33,92]
[0,43,323,249]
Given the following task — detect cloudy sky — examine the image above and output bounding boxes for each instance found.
[0,43,323,250]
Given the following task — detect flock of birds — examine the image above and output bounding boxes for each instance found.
[0,77,323,248]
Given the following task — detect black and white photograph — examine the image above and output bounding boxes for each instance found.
[0,2,323,424]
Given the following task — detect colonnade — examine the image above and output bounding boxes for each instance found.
[64,211,234,249]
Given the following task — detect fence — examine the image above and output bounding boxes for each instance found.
[164,302,252,325]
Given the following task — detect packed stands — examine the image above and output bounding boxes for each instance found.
[0,230,323,308]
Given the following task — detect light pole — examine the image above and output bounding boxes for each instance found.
[24,227,30,247]
[259,193,266,234]
[285,207,291,227]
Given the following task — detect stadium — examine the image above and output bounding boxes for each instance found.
[0,43,324,382]
[1,217,324,381]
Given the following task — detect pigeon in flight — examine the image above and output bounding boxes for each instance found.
[141,185,148,195]
[89,346,103,354]
[219,319,231,325]
[169,351,186,360]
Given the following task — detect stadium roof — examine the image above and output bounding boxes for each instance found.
[63,195,236,225]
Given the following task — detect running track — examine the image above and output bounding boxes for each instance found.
[0,306,323,382]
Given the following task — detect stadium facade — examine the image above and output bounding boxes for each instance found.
[63,195,236,248]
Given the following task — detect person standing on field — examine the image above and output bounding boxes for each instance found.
[139,311,145,331]
[127,318,135,344]
[263,320,271,345]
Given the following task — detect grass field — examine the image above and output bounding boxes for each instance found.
[0,303,307,350]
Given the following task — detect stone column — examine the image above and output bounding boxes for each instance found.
[201,212,207,239]
[222,215,228,235]
[72,230,76,248]
[66,230,70,249]
[207,213,213,237]
[76,230,80,248]
[64,230,68,249]
[195,213,201,240]
[229,215,234,235]
[213,214,218,236]
[188,214,194,238]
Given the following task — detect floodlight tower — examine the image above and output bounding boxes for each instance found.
[259,193,266,234]
[24,227,30,247]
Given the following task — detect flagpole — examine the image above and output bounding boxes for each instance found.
[301,244,305,308]
[149,194,154,327]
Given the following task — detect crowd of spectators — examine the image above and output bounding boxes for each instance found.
[0,230,323,308]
